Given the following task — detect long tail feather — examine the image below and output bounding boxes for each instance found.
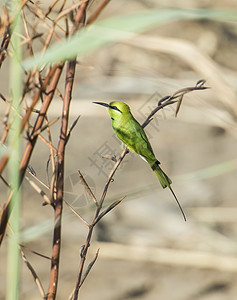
[152,163,186,221]
[169,185,186,222]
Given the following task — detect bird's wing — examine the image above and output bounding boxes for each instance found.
[123,118,157,164]
[135,126,157,162]
[113,117,158,165]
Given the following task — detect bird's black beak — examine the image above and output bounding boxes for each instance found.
[93,102,109,108]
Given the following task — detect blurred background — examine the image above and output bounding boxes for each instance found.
[1,0,237,299]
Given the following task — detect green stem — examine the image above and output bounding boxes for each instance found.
[6,1,22,299]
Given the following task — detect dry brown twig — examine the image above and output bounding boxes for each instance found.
[0,1,110,299]
[71,79,209,299]
[19,246,46,298]
[46,1,91,297]
[72,146,128,300]
[142,79,209,128]
[6,222,47,298]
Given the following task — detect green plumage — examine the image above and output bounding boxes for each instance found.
[109,102,172,188]
[94,101,186,221]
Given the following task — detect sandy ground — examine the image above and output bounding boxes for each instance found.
[1,0,237,299]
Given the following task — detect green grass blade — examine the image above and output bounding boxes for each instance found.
[6,1,22,299]
[23,9,237,71]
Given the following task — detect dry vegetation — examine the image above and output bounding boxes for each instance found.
[1,0,237,299]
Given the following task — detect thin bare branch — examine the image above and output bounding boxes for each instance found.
[25,176,51,205]
[31,116,60,138]
[0,23,10,68]
[175,94,184,117]
[93,196,125,225]
[45,0,61,17]
[78,170,98,206]
[19,247,46,298]
[87,0,111,25]
[45,115,57,199]
[55,1,87,22]
[38,134,57,153]
[26,164,50,189]
[65,115,80,145]
[47,2,90,298]
[142,79,209,128]
[7,224,47,298]
[79,248,100,288]
[20,244,51,260]
[0,175,10,188]
[0,64,64,245]
[98,146,128,208]
[73,146,128,299]
[64,200,90,227]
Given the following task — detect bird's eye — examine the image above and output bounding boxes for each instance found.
[110,105,122,113]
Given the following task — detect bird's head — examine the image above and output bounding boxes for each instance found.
[93,101,130,119]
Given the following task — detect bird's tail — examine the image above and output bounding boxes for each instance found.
[151,161,172,189]
[151,161,186,221]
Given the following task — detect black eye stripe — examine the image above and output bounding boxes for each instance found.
[110,105,122,113]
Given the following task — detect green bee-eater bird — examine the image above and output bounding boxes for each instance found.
[93,101,186,221]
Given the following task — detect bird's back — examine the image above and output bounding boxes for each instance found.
[112,111,157,165]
